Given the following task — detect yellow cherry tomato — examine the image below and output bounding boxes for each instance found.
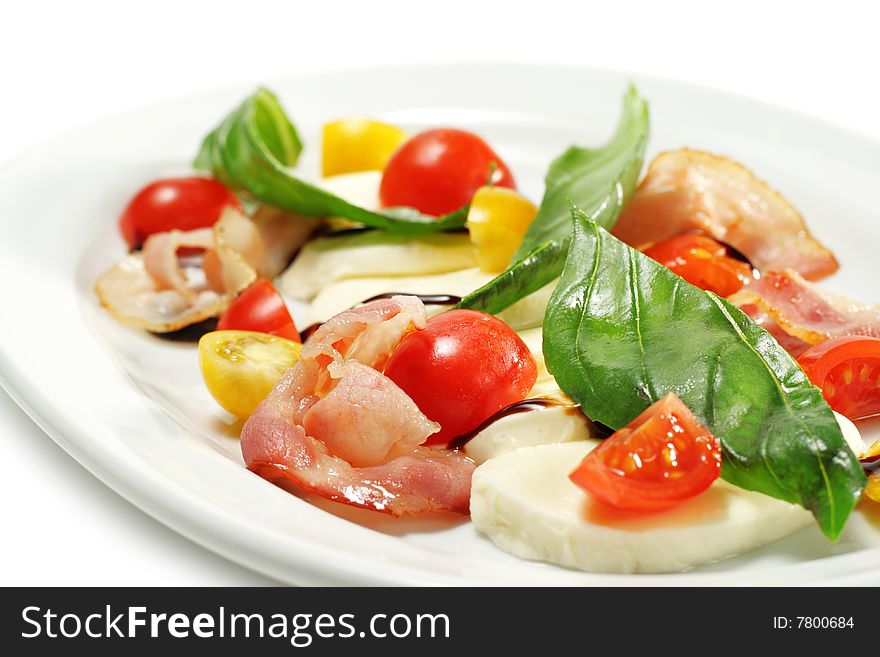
[199,330,302,419]
[866,475,880,503]
[322,118,407,177]
[863,437,880,503]
[467,186,539,272]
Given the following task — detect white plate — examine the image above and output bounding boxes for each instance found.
[1,63,878,586]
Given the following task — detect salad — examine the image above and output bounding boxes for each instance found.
[94,86,880,574]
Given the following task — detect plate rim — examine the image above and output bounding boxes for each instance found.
[1,61,879,586]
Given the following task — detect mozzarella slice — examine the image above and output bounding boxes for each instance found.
[464,405,595,464]
[317,171,383,210]
[277,230,478,301]
[834,411,866,456]
[305,268,494,324]
[496,280,556,330]
[471,441,814,574]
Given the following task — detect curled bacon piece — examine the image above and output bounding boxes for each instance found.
[612,149,838,280]
[730,269,880,353]
[240,296,475,515]
[95,206,317,332]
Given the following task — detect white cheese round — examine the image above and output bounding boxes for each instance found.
[470,441,814,574]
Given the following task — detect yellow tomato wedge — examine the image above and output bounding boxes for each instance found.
[199,330,302,419]
[863,437,880,503]
[322,118,407,177]
[467,186,539,272]
[866,476,880,503]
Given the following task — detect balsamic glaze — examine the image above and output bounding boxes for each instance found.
[448,398,581,450]
[361,292,462,305]
[861,451,880,477]
[299,292,462,342]
[680,229,760,279]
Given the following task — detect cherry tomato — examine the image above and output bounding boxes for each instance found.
[322,118,408,177]
[798,336,880,421]
[217,279,301,342]
[199,330,303,419]
[379,128,515,216]
[570,393,722,512]
[467,186,539,272]
[384,309,536,445]
[642,232,754,297]
[119,176,241,249]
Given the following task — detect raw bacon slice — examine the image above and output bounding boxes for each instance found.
[95,207,316,333]
[737,303,812,358]
[730,270,880,349]
[240,296,475,515]
[612,149,838,280]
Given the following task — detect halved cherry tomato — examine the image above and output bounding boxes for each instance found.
[217,279,301,342]
[379,128,515,217]
[798,336,880,421]
[199,330,303,419]
[384,309,536,445]
[322,118,408,177]
[570,393,722,512]
[119,176,241,250]
[642,232,754,297]
[467,186,539,272]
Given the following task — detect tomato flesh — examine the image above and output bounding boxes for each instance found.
[217,279,301,342]
[642,232,754,297]
[798,336,880,421]
[119,176,240,250]
[384,309,536,445]
[570,393,722,512]
[379,128,515,217]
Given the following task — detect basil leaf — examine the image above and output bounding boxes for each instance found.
[455,240,566,314]
[543,210,865,540]
[193,88,467,234]
[457,86,649,314]
[511,85,649,261]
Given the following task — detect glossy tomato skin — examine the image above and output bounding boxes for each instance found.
[384,309,536,445]
[642,232,754,297]
[119,176,240,249]
[570,393,722,512]
[217,279,301,342]
[798,336,880,420]
[379,128,515,217]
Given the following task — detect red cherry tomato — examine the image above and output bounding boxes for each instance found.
[798,336,880,421]
[642,232,754,297]
[384,309,536,445]
[570,393,722,512]
[379,128,515,216]
[217,279,301,343]
[119,176,241,249]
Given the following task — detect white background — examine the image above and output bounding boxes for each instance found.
[1,0,878,585]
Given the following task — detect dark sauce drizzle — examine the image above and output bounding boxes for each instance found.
[449,398,587,450]
[361,292,462,305]
[680,229,760,280]
[299,292,462,341]
[861,451,880,477]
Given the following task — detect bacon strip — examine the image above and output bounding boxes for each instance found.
[240,296,475,515]
[96,206,317,333]
[730,270,880,350]
[612,149,838,280]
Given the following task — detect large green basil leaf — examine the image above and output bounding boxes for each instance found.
[543,210,865,539]
[457,86,648,314]
[193,88,467,234]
